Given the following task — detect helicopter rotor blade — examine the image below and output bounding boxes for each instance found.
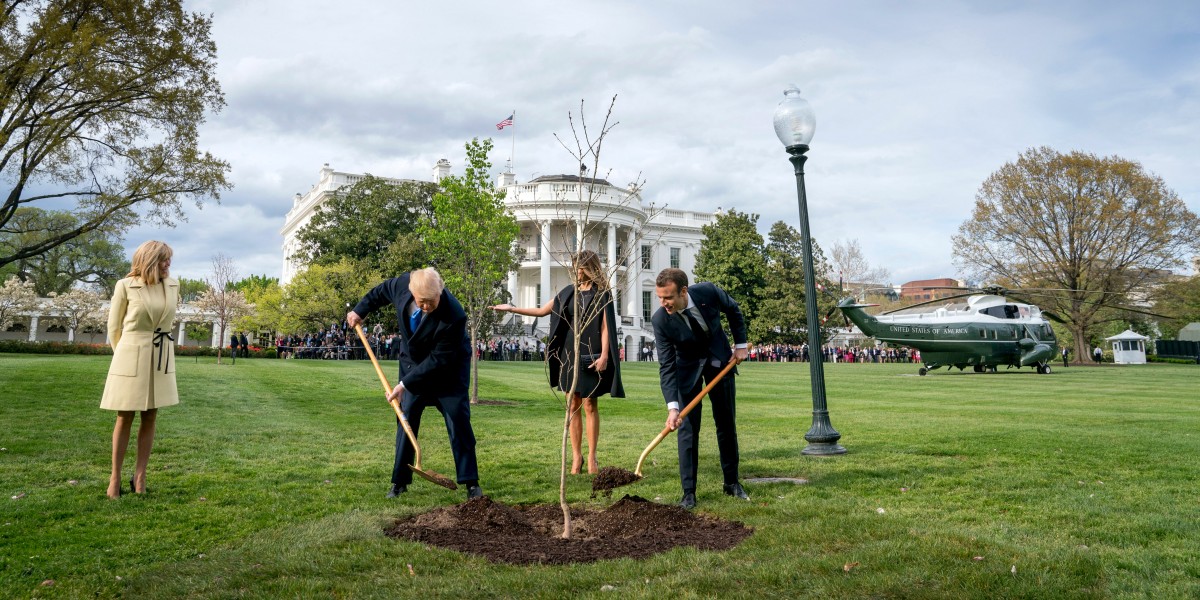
[1040,310,1066,324]
[882,291,978,315]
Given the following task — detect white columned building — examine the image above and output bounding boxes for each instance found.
[278,163,714,360]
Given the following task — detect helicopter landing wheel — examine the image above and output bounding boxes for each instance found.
[1038,364,1052,375]
[918,367,928,376]
[973,365,984,373]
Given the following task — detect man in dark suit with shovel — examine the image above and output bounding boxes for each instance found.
[651,268,750,510]
[347,267,482,501]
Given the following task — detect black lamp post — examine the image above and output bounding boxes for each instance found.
[774,85,846,455]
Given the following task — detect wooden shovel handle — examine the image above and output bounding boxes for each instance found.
[353,324,423,465]
[635,355,742,476]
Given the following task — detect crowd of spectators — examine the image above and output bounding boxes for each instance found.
[252,321,922,365]
[748,343,921,363]
[477,338,545,362]
[271,322,392,360]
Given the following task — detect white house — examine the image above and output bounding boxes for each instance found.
[280,163,715,359]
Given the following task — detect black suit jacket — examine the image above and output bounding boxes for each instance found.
[651,282,747,406]
[352,274,470,400]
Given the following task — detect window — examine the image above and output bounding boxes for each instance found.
[641,245,652,270]
[642,291,653,320]
[616,290,623,316]
[536,284,542,307]
[535,244,542,260]
[670,247,680,269]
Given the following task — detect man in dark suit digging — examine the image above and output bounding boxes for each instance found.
[347,267,482,500]
[651,268,750,510]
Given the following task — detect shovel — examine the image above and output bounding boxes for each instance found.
[635,356,743,477]
[594,355,747,496]
[353,324,457,490]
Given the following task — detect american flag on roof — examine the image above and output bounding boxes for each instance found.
[496,114,514,130]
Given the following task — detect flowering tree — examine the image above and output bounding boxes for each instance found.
[194,254,250,363]
[50,288,107,342]
[0,276,37,331]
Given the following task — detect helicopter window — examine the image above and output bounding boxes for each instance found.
[979,329,986,339]
[1005,305,1019,319]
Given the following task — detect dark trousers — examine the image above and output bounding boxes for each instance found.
[677,363,739,493]
[392,392,479,486]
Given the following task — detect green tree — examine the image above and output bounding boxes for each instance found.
[694,209,767,326]
[235,278,283,335]
[279,260,378,334]
[0,0,230,271]
[953,147,1200,362]
[184,321,212,346]
[230,274,278,295]
[0,208,129,296]
[751,221,835,345]
[292,176,435,274]
[1151,275,1200,340]
[421,138,520,403]
[177,277,208,303]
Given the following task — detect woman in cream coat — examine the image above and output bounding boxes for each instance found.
[101,240,179,498]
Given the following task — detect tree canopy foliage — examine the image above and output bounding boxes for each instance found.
[952,146,1200,359]
[750,221,836,345]
[0,208,127,295]
[693,209,767,326]
[176,276,207,303]
[273,259,378,334]
[1151,274,1200,341]
[0,0,230,270]
[292,176,435,275]
[421,138,520,402]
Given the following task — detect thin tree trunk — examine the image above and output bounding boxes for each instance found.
[559,401,572,539]
[469,326,479,404]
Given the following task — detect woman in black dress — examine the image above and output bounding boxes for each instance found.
[491,250,624,474]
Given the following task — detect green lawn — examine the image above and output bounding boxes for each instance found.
[1,354,1198,599]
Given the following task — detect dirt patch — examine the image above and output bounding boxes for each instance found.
[590,466,642,497]
[384,495,753,565]
[471,399,518,406]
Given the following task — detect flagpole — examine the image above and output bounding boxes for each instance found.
[509,109,516,174]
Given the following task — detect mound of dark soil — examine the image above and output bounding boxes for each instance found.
[591,466,642,497]
[384,495,753,565]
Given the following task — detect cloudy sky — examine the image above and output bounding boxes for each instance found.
[126,0,1200,284]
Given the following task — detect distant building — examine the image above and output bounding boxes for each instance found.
[280,162,716,359]
[898,278,966,301]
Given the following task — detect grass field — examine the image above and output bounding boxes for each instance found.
[1,354,1198,599]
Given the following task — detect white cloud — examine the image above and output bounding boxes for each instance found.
[142,0,1200,285]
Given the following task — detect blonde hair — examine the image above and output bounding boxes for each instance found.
[127,240,173,286]
[409,267,445,298]
[574,250,608,291]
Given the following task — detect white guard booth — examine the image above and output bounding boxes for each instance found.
[1105,329,1149,365]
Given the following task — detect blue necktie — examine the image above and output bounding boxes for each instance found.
[410,310,422,333]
